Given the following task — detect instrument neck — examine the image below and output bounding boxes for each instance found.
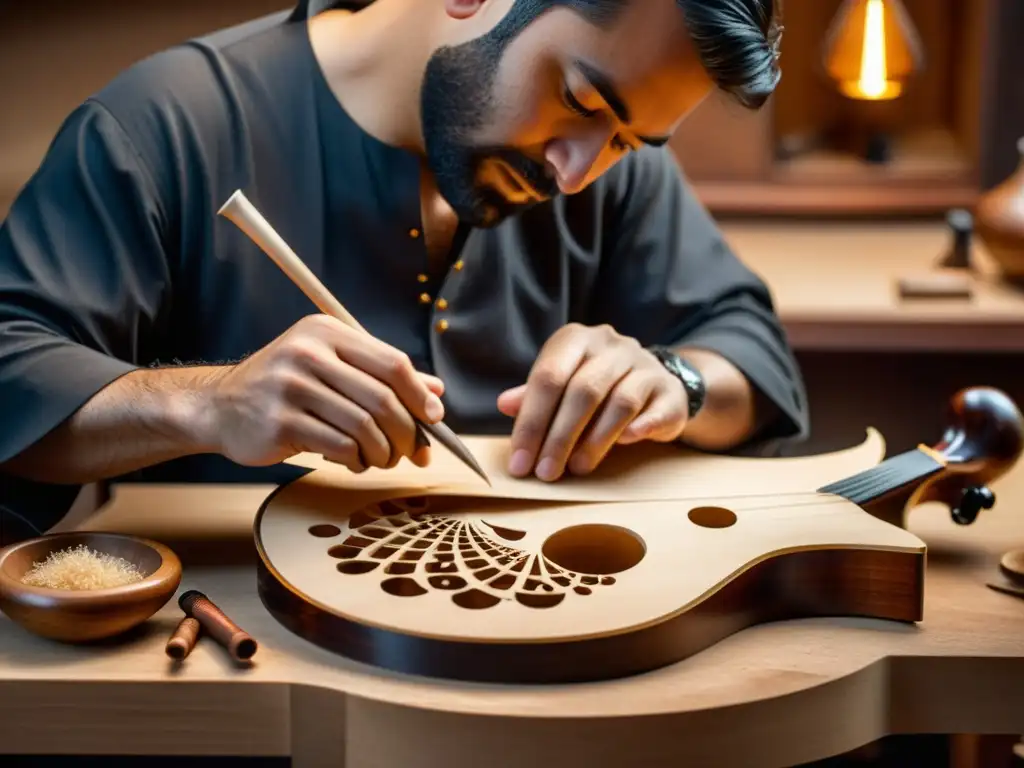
[817,445,946,506]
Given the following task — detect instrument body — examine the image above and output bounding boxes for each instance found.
[254,387,1023,684]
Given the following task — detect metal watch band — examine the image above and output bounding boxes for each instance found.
[647,346,706,419]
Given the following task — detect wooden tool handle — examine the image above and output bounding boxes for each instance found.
[218,190,366,333]
[216,189,491,484]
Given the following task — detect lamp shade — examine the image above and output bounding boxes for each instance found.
[823,0,925,101]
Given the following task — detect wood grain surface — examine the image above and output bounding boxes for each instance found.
[0,434,1022,767]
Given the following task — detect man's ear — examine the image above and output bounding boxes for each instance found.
[443,0,487,20]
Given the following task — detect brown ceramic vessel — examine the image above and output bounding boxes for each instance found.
[975,136,1024,281]
[0,532,182,642]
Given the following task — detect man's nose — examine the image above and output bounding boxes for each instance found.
[544,129,612,195]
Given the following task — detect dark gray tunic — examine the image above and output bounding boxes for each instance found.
[0,5,808,541]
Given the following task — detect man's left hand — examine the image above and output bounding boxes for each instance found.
[496,323,689,481]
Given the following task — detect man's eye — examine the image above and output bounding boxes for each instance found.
[562,86,597,118]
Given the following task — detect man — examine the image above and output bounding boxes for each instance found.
[0,0,808,542]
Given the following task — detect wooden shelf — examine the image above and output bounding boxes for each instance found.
[672,0,1023,218]
[773,128,973,184]
[695,129,981,216]
[695,181,979,218]
[719,219,1024,351]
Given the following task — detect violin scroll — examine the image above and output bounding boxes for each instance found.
[915,386,1023,525]
[929,386,1024,472]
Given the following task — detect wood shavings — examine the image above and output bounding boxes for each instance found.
[20,544,145,590]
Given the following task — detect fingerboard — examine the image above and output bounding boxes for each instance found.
[817,448,944,506]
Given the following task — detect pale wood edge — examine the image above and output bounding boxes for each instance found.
[281,426,888,490]
[1,656,1023,768]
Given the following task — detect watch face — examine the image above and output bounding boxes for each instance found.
[680,363,703,390]
[652,349,704,415]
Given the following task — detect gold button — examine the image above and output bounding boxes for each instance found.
[453,260,464,272]
[409,228,420,239]
[417,273,428,283]
[435,319,449,333]
[419,292,431,304]
[435,298,448,311]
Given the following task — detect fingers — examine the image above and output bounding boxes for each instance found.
[409,444,431,468]
[532,354,633,481]
[291,318,443,468]
[322,319,446,425]
[283,412,366,473]
[503,322,691,481]
[296,377,393,468]
[618,392,689,445]
[508,333,590,477]
[496,384,527,417]
[309,357,424,467]
[568,371,659,475]
[420,373,446,397]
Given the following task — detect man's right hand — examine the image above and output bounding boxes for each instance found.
[199,314,445,473]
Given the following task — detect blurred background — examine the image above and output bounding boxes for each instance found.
[2,1,1024,766]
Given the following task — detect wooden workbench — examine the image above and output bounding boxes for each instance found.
[1,443,1023,768]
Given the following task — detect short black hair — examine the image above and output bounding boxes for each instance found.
[307,0,783,109]
[676,0,782,109]
[491,0,782,110]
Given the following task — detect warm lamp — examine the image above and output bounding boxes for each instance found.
[822,0,924,161]
[823,0,924,101]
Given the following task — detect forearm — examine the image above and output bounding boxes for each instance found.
[0,365,222,485]
[674,347,774,452]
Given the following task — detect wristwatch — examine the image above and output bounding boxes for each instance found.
[647,346,706,420]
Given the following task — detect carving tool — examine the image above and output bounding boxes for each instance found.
[217,189,491,485]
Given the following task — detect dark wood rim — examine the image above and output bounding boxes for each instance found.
[252,482,926,685]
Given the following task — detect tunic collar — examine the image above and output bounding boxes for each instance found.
[290,0,371,21]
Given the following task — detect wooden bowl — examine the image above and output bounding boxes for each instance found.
[1000,549,1024,586]
[0,532,182,643]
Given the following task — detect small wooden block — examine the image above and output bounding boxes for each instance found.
[896,270,974,299]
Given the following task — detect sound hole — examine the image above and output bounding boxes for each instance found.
[480,520,527,541]
[381,577,427,597]
[687,506,737,529]
[308,524,341,538]
[540,524,645,575]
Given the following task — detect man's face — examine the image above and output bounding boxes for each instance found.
[420,0,713,227]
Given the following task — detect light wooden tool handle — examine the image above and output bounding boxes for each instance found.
[218,190,366,333]
[217,189,492,485]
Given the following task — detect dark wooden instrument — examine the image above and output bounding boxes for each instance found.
[253,387,1022,684]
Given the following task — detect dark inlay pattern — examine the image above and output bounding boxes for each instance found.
[308,497,639,610]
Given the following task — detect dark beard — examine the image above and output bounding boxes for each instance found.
[420,29,557,227]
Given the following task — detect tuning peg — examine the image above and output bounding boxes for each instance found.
[951,485,995,525]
